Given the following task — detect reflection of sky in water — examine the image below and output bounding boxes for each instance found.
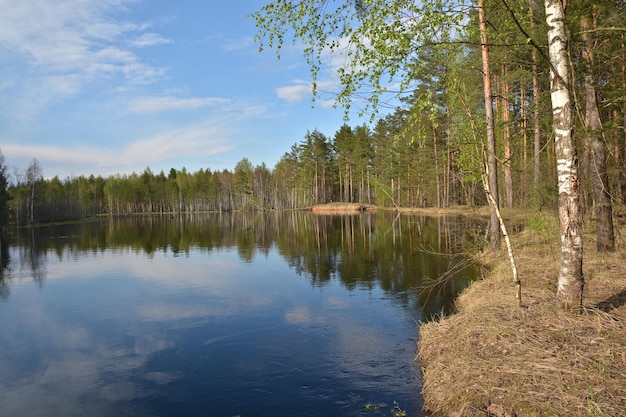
[0,246,421,417]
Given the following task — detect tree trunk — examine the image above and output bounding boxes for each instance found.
[531,0,542,198]
[521,81,528,199]
[478,0,500,249]
[502,64,514,209]
[614,32,626,204]
[622,33,626,202]
[433,124,441,208]
[446,128,452,208]
[544,0,584,311]
[581,9,615,252]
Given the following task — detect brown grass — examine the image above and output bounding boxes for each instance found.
[418,211,626,417]
[394,206,491,217]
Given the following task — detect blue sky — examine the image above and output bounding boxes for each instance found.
[0,0,365,180]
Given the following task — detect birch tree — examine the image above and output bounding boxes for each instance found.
[544,0,584,310]
[25,158,42,224]
[0,151,9,228]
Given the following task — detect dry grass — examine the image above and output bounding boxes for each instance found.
[418,211,626,417]
[395,205,493,218]
[310,202,377,213]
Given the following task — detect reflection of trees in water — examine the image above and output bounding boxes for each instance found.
[3,213,482,317]
[0,235,10,299]
[1,227,49,299]
[23,228,46,286]
[0,228,46,300]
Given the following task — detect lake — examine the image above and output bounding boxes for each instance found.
[0,211,480,417]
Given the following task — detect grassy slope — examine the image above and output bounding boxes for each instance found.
[418,210,626,417]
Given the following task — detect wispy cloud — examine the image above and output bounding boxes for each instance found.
[223,35,255,52]
[128,96,232,113]
[2,121,236,178]
[128,32,172,48]
[276,80,339,108]
[123,123,235,163]
[0,0,169,104]
[273,35,361,107]
[276,82,311,103]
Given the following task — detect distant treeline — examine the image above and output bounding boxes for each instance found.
[2,102,626,226]
[6,119,485,225]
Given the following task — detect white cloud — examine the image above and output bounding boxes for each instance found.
[123,123,235,163]
[128,32,172,48]
[0,0,168,105]
[223,35,255,52]
[2,143,98,166]
[276,83,311,103]
[2,121,236,178]
[272,35,362,107]
[129,96,232,113]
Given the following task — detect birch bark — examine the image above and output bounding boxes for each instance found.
[544,0,584,310]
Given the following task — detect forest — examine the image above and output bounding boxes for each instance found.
[1,0,624,230]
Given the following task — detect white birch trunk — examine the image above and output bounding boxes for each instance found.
[544,0,584,310]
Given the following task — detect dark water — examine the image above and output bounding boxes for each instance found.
[0,211,481,417]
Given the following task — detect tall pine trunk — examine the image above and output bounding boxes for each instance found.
[581,9,615,252]
[531,0,542,200]
[502,64,514,208]
[544,0,584,310]
[621,33,626,202]
[478,0,501,249]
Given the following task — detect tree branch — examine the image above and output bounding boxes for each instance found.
[577,27,626,35]
[498,0,564,86]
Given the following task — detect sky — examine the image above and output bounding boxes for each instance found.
[0,0,366,180]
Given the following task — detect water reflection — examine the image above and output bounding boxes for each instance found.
[0,212,481,417]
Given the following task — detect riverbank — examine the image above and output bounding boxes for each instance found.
[311,202,377,213]
[418,209,626,416]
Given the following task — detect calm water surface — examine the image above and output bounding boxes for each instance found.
[0,212,480,417]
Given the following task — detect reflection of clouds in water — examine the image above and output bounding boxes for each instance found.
[31,248,244,292]
[335,319,390,358]
[332,316,415,389]
[283,297,392,364]
[0,332,171,417]
[99,381,143,403]
[1,241,419,415]
[284,293,354,327]
[284,305,313,324]
[286,293,414,390]
[284,305,320,325]
[0,295,175,416]
[56,325,91,349]
[0,249,291,417]
[325,295,350,309]
[123,253,242,288]
[136,293,276,324]
[144,371,182,386]
[11,248,287,321]
[137,303,223,321]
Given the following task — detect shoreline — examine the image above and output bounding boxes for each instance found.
[417,210,626,416]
